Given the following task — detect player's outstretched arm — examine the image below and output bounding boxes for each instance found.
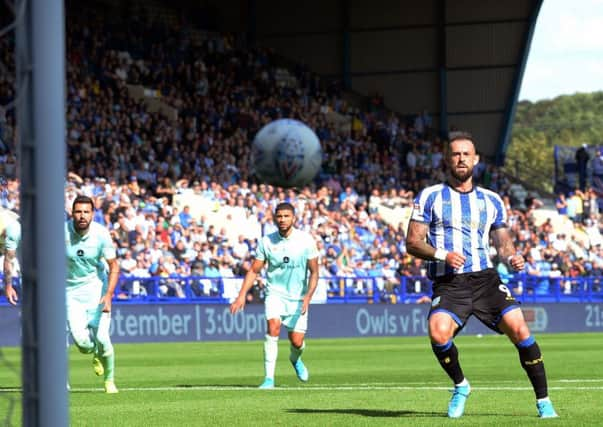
[230,258,265,314]
[492,227,525,271]
[406,220,466,268]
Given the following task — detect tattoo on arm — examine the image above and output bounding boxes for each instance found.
[406,220,438,260]
[492,227,515,259]
[3,250,15,286]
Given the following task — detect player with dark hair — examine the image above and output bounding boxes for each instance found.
[66,195,119,393]
[406,133,558,418]
[230,202,319,389]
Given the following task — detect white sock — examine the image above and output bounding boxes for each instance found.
[263,335,279,380]
[537,397,551,403]
[456,378,469,387]
[289,341,306,363]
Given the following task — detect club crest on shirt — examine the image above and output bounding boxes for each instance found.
[77,249,84,257]
[283,256,290,263]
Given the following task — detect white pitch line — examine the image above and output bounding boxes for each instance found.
[315,379,603,386]
[2,383,603,393]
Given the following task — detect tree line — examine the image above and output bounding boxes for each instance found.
[506,91,603,193]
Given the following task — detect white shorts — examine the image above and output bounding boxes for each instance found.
[66,277,104,330]
[264,293,308,333]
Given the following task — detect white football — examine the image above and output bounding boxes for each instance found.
[251,119,322,188]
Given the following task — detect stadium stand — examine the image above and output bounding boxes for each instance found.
[0,0,601,305]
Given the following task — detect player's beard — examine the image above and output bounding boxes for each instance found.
[74,218,90,233]
[277,222,293,236]
[450,164,473,183]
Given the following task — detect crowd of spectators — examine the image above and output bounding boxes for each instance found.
[0,2,602,303]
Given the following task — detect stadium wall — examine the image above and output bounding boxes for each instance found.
[1,303,602,345]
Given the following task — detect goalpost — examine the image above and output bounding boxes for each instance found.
[14,0,68,425]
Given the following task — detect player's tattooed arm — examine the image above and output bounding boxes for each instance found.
[492,227,525,271]
[491,227,516,259]
[3,249,15,282]
[406,220,438,260]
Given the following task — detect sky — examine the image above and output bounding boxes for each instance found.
[519,0,603,102]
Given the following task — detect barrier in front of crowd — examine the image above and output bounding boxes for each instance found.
[3,273,600,304]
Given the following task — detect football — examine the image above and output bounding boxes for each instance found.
[251,118,322,188]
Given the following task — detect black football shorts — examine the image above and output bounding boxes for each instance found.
[428,268,520,334]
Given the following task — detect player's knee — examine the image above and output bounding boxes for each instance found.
[509,323,531,343]
[266,321,281,336]
[290,336,304,348]
[100,344,114,358]
[429,322,455,344]
[72,333,95,354]
[96,337,114,357]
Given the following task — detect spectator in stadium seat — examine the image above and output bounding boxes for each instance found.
[155,177,176,204]
[535,253,553,295]
[567,190,584,223]
[406,132,557,418]
[229,202,319,390]
[400,256,427,294]
[555,193,568,217]
[581,188,596,221]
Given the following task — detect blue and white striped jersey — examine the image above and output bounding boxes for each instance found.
[411,183,507,278]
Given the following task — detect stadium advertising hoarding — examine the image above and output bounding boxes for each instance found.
[1,303,603,345]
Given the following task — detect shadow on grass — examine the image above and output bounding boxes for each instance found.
[287,408,444,418]
[174,383,254,388]
[287,408,521,418]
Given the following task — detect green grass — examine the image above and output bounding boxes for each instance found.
[1,333,602,426]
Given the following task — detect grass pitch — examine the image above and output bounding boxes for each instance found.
[1,333,601,426]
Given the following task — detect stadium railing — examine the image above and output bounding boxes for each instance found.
[1,274,602,305]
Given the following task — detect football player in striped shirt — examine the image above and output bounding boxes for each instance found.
[406,132,557,419]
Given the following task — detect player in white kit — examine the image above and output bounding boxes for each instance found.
[230,202,319,389]
[66,195,119,393]
[1,208,20,305]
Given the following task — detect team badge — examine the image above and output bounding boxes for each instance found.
[77,249,84,257]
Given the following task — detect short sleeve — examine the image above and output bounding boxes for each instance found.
[255,236,267,261]
[306,234,319,260]
[101,227,117,260]
[410,190,432,224]
[4,221,21,251]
